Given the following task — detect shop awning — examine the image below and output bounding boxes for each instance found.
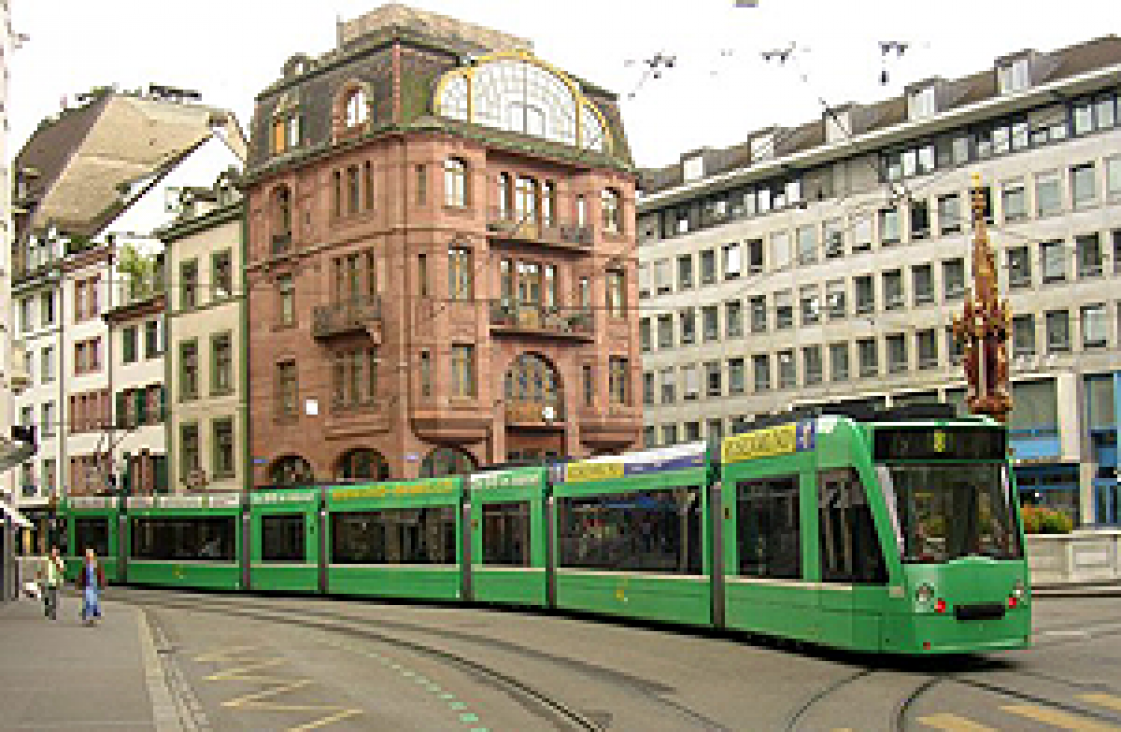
[1,502,32,528]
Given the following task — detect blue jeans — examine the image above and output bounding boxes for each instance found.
[82,586,101,621]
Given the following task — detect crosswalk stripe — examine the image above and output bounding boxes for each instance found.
[917,713,997,731]
[1002,705,1120,731]
[1081,695,1121,713]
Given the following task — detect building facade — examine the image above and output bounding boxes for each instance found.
[103,288,167,495]
[160,175,245,493]
[638,36,1121,525]
[245,5,641,485]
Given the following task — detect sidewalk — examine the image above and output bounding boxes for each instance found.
[0,593,170,731]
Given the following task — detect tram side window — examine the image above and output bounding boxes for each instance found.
[74,518,110,558]
[261,514,306,562]
[819,469,887,584]
[737,476,801,579]
[131,517,236,561]
[331,508,457,565]
[557,488,703,574]
[482,502,530,566]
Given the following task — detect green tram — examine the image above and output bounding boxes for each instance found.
[58,408,1030,655]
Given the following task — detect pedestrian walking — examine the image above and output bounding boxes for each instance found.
[77,548,105,626]
[43,546,64,620]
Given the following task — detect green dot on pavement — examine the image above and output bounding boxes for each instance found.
[459,713,479,723]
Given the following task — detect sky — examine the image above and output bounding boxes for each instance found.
[8,0,1119,169]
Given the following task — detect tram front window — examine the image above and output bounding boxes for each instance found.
[879,463,1022,563]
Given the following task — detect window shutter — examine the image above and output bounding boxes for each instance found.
[133,389,146,426]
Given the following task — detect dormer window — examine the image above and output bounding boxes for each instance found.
[824,108,850,144]
[683,155,704,182]
[998,58,1030,94]
[345,88,368,127]
[750,133,775,162]
[907,86,936,120]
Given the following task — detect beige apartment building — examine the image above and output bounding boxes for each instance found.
[159,174,245,493]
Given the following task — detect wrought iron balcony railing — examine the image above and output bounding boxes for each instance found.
[486,208,592,248]
[489,302,593,339]
[312,297,382,339]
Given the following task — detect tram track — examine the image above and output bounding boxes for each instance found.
[783,667,879,731]
[891,669,1121,731]
[119,590,733,731]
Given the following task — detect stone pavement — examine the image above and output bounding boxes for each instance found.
[0,592,175,731]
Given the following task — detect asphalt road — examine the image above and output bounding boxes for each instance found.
[111,588,1121,732]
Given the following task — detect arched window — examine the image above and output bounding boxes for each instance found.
[345,88,368,127]
[435,53,611,153]
[269,455,313,486]
[444,158,467,207]
[335,448,390,482]
[504,353,564,423]
[601,188,622,234]
[419,447,476,479]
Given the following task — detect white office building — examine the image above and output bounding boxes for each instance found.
[637,36,1121,526]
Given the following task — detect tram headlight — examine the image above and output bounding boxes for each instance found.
[915,582,935,606]
[1010,579,1026,605]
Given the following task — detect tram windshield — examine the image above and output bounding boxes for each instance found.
[878,463,1023,563]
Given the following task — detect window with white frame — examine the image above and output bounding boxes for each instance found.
[1012,314,1035,356]
[1108,156,1121,198]
[796,225,818,265]
[1036,171,1062,217]
[1045,309,1070,352]
[824,218,844,258]
[826,280,846,319]
[800,285,820,325]
[853,217,872,251]
[722,242,742,280]
[1077,234,1103,278]
[1081,304,1108,348]
[1041,240,1066,283]
[654,258,672,294]
[829,342,849,381]
[1002,179,1026,222]
[683,364,700,400]
[1007,246,1031,287]
[771,231,792,269]
[1071,163,1097,208]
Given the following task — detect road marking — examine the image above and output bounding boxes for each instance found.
[917,713,997,731]
[223,679,314,707]
[205,657,287,682]
[1001,705,1120,731]
[196,645,362,731]
[1081,695,1121,712]
[287,709,363,732]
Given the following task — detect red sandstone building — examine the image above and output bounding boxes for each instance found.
[245,6,641,484]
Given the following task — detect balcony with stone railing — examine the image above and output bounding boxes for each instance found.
[486,208,593,251]
[489,302,594,342]
[312,297,383,342]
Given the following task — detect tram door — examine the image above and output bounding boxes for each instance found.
[816,469,886,649]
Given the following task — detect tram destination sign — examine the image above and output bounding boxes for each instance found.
[563,442,707,483]
[873,426,1007,461]
[721,422,815,464]
[470,468,542,491]
[331,477,458,501]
